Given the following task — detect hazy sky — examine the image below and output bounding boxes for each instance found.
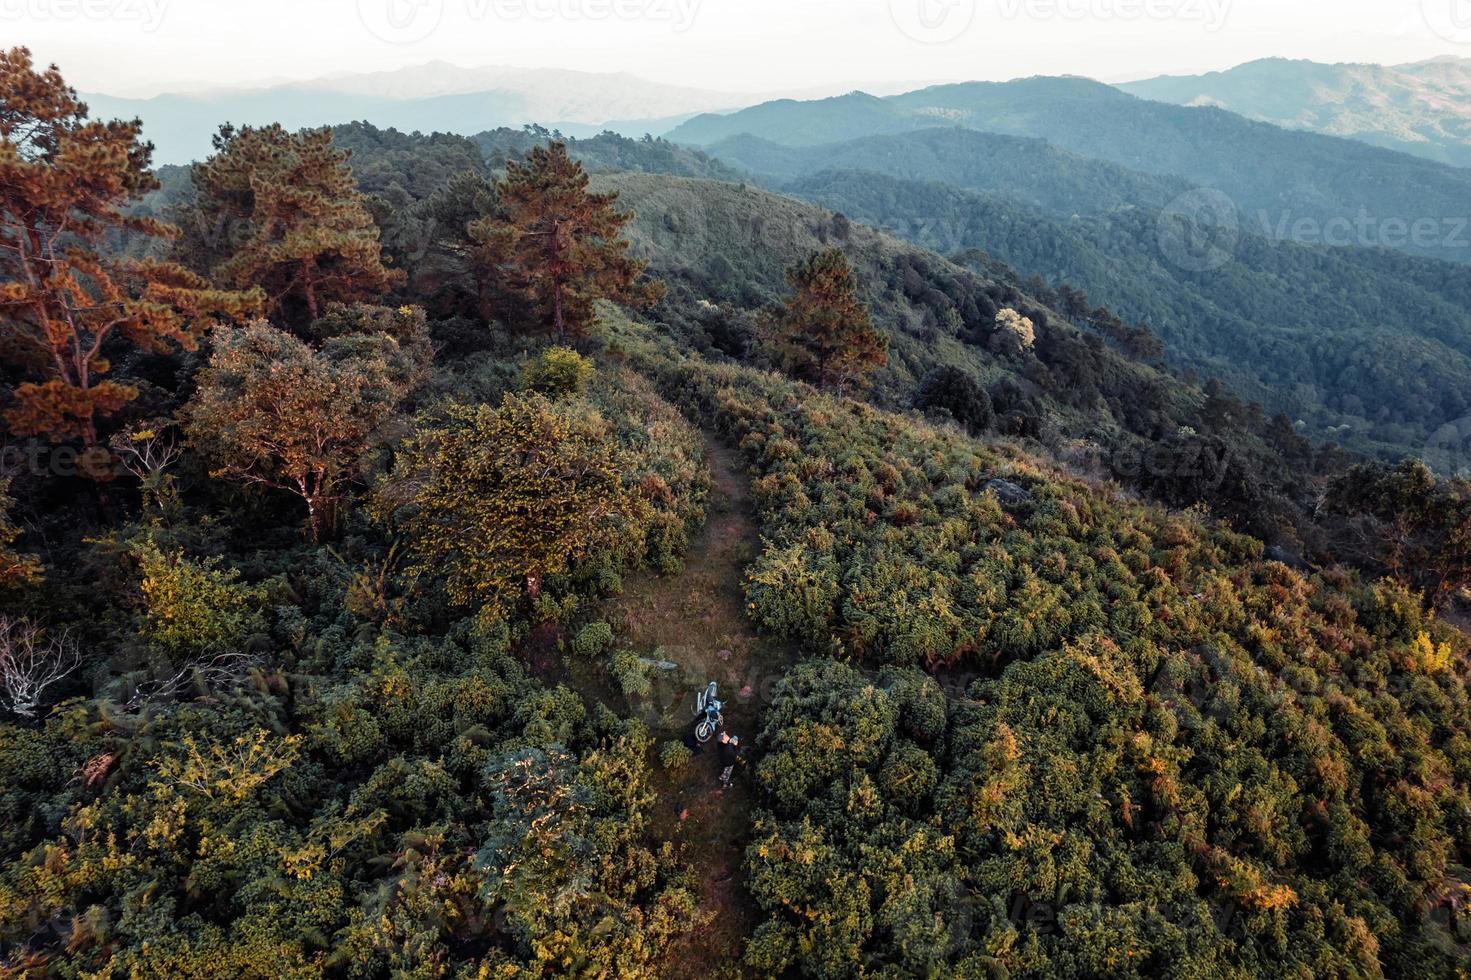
[6,0,1468,96]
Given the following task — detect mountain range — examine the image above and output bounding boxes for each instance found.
[84,61,946,165]
[1120,56,1471,166]
[83,62,758,165]
[688,123,1471,461]
[668,75,1471,266]
[88,56,1471,461]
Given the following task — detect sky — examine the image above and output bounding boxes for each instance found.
[5,0,1469,97]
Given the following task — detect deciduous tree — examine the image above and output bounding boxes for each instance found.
[991,306,1036,355]
[184,320,424,541]
[386,393,640,615]
[0,48,259,453]
[0,615,78,718]
[470,142,660,340]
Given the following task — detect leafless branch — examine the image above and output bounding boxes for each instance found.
[124,649,257,710]
[0,617,81,719]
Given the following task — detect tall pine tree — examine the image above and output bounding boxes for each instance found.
[770,247,886,392]
[185,124,402,327]
[0,48,260,454]
[471,142,660,341]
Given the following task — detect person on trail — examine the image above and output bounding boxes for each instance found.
[717,731,742,791]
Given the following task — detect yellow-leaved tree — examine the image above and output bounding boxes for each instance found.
[385,393,642,615]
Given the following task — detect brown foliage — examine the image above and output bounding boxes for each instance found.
[470,142,661,340]
[184,320,425,541]
[0,48,261,451]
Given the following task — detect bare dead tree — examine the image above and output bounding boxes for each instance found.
[0,617,81,719]
[110,420,186,513]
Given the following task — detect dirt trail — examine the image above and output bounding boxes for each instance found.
[602,432,796,975]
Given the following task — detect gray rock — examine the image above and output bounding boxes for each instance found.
[984,478,1033,508]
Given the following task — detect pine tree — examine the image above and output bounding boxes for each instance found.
[770,248,886,392]
[0,48,260,453]
[186,124,403,327]
[470,142,661,341]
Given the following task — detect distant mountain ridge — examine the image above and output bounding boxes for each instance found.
[669,75,1471,265]
[780,166,1471,460]
[1120,57,1471,167]
[83,62,756,164]
[705,128,1193,214]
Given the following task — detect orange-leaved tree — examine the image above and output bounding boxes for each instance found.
[184,320,426,542]
[768,247,886,393]
[0,48,260,455]
[470,142,661,341]
[186,124,403,327]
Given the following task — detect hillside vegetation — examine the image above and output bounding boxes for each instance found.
[618,322,1471,975]
[764,163,1471,461]
[4,50,1471,979]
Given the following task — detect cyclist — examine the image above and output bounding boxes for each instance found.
[717,731,742,791]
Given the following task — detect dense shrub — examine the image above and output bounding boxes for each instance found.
[571,620,615,658]
[521,344,595,397]
[384,366,708,620]
[134,540,269,655]
[629,341,1471,976]
[915,365,994,431]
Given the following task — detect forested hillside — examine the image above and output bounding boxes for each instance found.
[758,165,1471,462]
[706,128,1191,213]
[622,324,1471,976]
[1120,57,1471,167]
[3,47,1471,979]
[670,76,1471,266]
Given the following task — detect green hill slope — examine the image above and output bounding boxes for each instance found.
[706,128,1191,213]
[775,166,1471,461]
[595,171,1335,540]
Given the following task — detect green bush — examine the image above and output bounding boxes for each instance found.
[133,541,268,656]
[609,649,652,699]
[659,740,693,772]
[521,345,595,397]
[572,621,614,658]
